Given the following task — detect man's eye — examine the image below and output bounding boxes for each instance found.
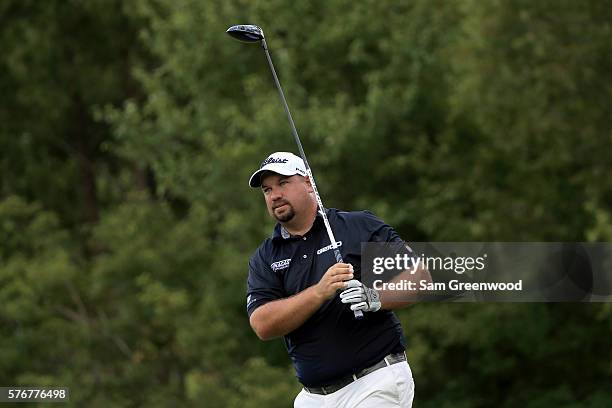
[263,188,271,194]
[280,180,287,185]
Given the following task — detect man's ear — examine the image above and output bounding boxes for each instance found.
[304,176,314,193]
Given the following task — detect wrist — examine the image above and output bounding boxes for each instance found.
[311,283,328,302]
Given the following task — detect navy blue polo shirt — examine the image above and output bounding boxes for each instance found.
[246,208,406,387]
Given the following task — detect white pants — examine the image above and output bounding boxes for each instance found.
[294,361,414,408]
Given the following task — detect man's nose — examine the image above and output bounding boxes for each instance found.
[270,188,283,201]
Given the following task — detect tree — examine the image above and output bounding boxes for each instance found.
[2,0,611,406]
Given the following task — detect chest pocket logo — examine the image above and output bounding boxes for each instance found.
[317,241,343,255]
[271,258,291,272]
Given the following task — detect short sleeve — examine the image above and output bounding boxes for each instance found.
[246,249,285,317]
[360,211,404,243]
[359,211,416,280]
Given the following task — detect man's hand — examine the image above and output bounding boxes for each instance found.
[340,280,381,312]
[315,263,354,300]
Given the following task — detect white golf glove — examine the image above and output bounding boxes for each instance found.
[340,280,381,312]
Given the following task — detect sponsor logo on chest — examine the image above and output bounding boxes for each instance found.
[271,241,343,271]
[271,258,291,272]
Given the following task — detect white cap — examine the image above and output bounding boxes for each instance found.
[249,152,307,187]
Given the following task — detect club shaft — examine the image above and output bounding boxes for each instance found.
[261,40,363,319]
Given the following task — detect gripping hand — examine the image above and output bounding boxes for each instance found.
[339,280,381,312]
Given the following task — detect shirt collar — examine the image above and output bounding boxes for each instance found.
[280,224,291,239]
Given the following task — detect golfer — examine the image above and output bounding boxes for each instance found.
[246,152,418,407]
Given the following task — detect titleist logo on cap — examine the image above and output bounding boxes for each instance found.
[261,157,288,167]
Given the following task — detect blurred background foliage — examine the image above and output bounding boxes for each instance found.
[1,0,611,406]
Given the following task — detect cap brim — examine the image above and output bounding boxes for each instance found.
[249,164,301,188]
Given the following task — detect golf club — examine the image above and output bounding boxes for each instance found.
[227,24,364,319]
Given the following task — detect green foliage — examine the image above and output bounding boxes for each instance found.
[402,303,612,407]
[0,196,82,395]
[1,0,611,406]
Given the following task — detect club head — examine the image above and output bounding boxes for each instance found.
[226,25,264,43]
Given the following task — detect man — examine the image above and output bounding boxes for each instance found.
[246,152,423,407]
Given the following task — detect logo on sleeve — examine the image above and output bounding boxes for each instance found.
[247,294,257,308]
[270,258,291,272]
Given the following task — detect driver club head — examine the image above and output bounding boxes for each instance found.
[226,25,264,43]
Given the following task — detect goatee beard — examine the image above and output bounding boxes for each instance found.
[274,206,295,222]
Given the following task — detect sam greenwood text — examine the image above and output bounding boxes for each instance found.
[373,279,523,292]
